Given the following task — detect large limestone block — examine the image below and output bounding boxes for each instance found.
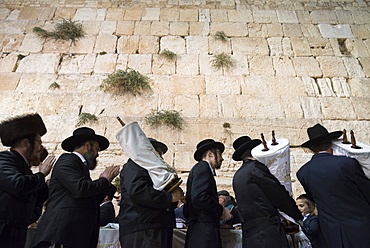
[151,21,170,36]
[59,53,96,74]
[351,25,370,39]
[0,93,22,115]
[236,95,285,119]
[205,75,242,95]
[282,38,293,57]
[292,57,322,77]
[268,37,283,56]
[332,77,351,98]
[348,78,370,97]
[0,53,18,72]
[0,72,21,91]
[199,54,222,76]
[210,9,228,22]
[318,24,354,38]
[38,7,56,20]
[266,23,283,37]
[54,7,77,20]
[169,75,205,94]
[127,54,152,74]
[248,56,274,76]
[272,57,296,77]
[99,21,116,34]
[301,77,319,97]
[352,10,370,25]
[139,35,159,54]
[0,8,11,20]
[17,54,60,73]
[116,21,134,35]
[282,96,304,119]
[217,95,239,118]
[300,97,322,119]
[199,95,219,118]
[133,21,151,35]
[227,7,253,23]
[117,36,139,54]
[106,8,124,21]
[316,56,348,77]
[310,10,337,24]
[19,33,44,53]
[94,54,117,73]
[96,9,106,21]
[282,23,303,37]
[25,20,45,34]
[358,58,370,77]
[209,37,231,55]
[317,78,335,97]
[43,39,71,53]
[189,22,209,36]
[124,9,142,21]
[160,36,185,54]
[152,54,175,75]
[210,23,248,37]
[81,20,100,35]
[106,94,158,116]
[231,38,269,56]
[116,54,128,70]
[335,10,354,24]
[242,75,270,95]
[6,10,20,20]
[342,57,366,78]
[169,22,189,36]
[73,8,97,20]
[0,20,27,34]
[252,10,278,23]
[179,9,198,22]
[268,76,306,96]
[224,54,249,76]
[344,39,370,58]
[148,75,170,94]
[176,54,199,75]
[69,35,95,54]
[197,9,210,22]
[248,23,268,38]
[1,34,24,52]
[276,10,298,23]
[56,74,103,93]
[300,24,321,38]
[93,34,117,54]
[160,8,180,22]
[142,8,160,21]
[18,7,40,20]
[15,73,58,93]
[321,97,357,120]
[307,38,334,56]
[186,36,208,54]
[175,95,199,117]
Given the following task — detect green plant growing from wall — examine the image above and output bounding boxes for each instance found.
[214,31,228,42]
[211,52,236,71]
[17,54,26,60]
[99,51,107,55]
[76,113,98,127]
[223,122,231,128]
[33,19,85,42]
[100,68,152,96]
[159,49,177,61]
[145,109,184,130]
[49,82,60,90]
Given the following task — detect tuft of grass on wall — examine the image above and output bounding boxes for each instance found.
[159,49,177,61]
[76,113,98,127]
[145,109,184,130]
[33,19,85,42]
[100,68,152,96]
[223,122,231,128]
[49,82,60,90]
[214,31,228,42]
[211,52,236,71]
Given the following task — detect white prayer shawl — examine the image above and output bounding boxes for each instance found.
[332,139,370,179]
[116,121,177,191]
[251,138,292,195]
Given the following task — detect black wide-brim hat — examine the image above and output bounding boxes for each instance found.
[232,136,262,161]
[0,113,47,147]
[301,123,343,148]
[148,138,168,154]
[194,139,225,161]
[62,127,109,152]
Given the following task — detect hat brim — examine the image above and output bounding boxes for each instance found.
[301,131,342,148]
[232,139,262,161]
[150,140,168,154]
[62,134,109,152]
[194,142,225,161]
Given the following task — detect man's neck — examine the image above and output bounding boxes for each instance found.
[12,148,30,166]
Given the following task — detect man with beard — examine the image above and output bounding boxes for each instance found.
[184,139,232,248]
[0,113,55,248]
[32,127,120,248]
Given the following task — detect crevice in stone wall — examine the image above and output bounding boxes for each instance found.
[13,53,26,72]
[337,38,350,56]
[78,105,83,115]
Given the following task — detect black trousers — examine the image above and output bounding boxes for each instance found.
[0,223,27,248]
[120,227,173,248]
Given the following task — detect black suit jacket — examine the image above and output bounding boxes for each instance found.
[100,201,117,226]
[297,153,370,248]
[33,153,111,248]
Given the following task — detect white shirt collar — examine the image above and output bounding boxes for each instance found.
[72,151,86,164]
[205,161,215,176]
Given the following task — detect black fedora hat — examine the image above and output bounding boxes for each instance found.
[232,136,261,161]
[301,124,342,148]
[148,138,168,154]
[61,127,109,152]
[194,139,225,162]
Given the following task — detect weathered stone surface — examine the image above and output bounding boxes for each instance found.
[151,21,170,36]
[307,38,334,56]
[300,24,321,38]
[268,37,283,56]
[269,76,306,96]
[342,57,366,78]
[0,72,21,91]
[252,10,278,23]
[335,10,354,24]
[186,36,208,54]
[248,56,274,76]
[17,54,60,73]
[160,36,185,54]
[316,56,348,77]
[160,8,180,22]
[344,39,370,58]
[73,8,97,20]
[54,7,76,20]
[59,53,96,74]
[292,57,322,77]
[116,21,135,36]
[117,35,139,54]
[318,24,354,38]
[0,8,11,20]
[348,78,370,97]
[123,9,142,21]
[276,10,298,23]
[281,96,304,118]
[209,38,231,55]
[15,73,58,93]
[210,9,228,22]
[170,75,205,95]
[1,34,24,52]
[210,22,248,37]
[176,54,199,75]
[19,33,44,53]
[99,21,116,34]
[94,54,117,73]
[93,34,117,54]
[69,35,95,53]
[133,21,151,35]
[142,8,160,21]
[248,23,268,38]
[224,54,249,76]
[116,54,128,70]
[236,95,285,118]
[127,54,152,74]
[189,22,209,36]
[56,74,103,93]
[266,23,283,37]
[0,53,18,72]
[152,54,176,75]
[18,7,40,20]
[352,10,370,25]
[43,39,71,53]
[81,20,100,35]
[199,95,219,118]
[301,77,319,97]
[106,8,124,21]
[179,9,198,22]
[205,75,241,95]
[198,9,210,22]
[174,95,199,117]
[321,97,357,120]
[317,78,335,97]
[139,35,159,54]
[300,97,322,119]
[227,8,253,22]
[0,20,27,34]
[199,54,223,76]
[282,23,303,37]
[310,10,337,24]
[272,56,296,77]
[351,25,370,39]
[169,22,189,36]
[39,7,56,20]
[242,75,270,95]
[231,38,269,56]
[332,77,351,98]
[358,58,370,77]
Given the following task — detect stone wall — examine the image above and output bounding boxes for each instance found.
[0,0,369,196]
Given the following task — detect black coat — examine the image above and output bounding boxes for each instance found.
[184,161,223,248]
[99,201,117,226]
[297,153,370,248]
[302,214,319,248]
[233,159,302,248]
[0,150,48,239]
[32,153,111,248]
[117,159,174,237]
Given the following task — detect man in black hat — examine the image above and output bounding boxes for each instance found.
[32,127,120,248]
[118,138,184,248]
[0,113,55,248]
[184,139,232,248]
[297,123,370,248]
[232,136,302,248]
